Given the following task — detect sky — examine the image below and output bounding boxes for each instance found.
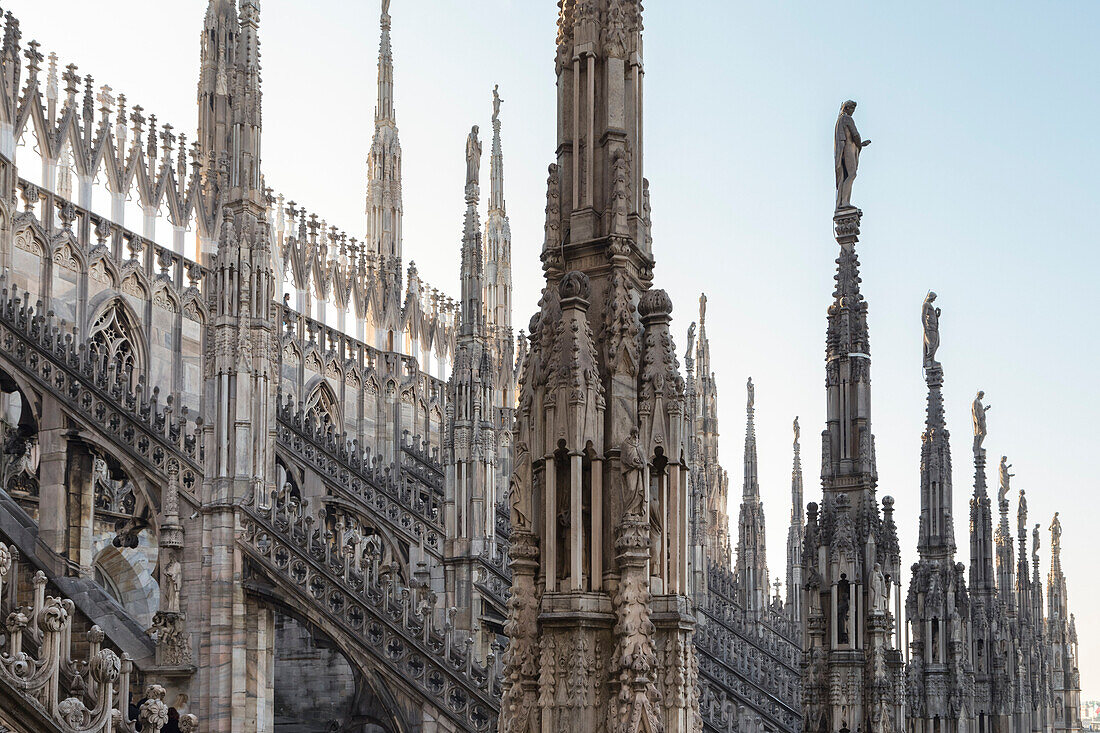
[14,0,1100,699]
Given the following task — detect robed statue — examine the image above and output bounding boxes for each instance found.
[870,562,887,614]
[834,100,871,210]
[620,427,646,518]
[747,376,754,410]
[972,390,991,452]
[1050,512,1062,555]
[509,441,531,531]
[793,416,800,446]
[998,456,1013,504]
[465,125,482,188]
[922,292,940,368]
[492,85,503,123]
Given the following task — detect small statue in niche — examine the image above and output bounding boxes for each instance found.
[620,427,646,519]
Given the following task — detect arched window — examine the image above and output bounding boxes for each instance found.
[305,383,341,429]
[90,303,142,388]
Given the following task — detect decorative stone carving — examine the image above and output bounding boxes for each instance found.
[465,125,482,189]
[834,100,870,210]
[621,427,646,518]
[972,390,990,452]
[921,291,940,368]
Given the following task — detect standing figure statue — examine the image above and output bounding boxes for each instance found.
[1050,512,1062,556]
[1033,523,1041,564]
[834,100,871,210]
[509,441,531,531]
[163,553,182,614]
[972,390,991,452]
[998,456,1014,504]
[620,427,646,518]
[492,84,503,123]
[793,416,800,446]
[685,322,696,360]
[465,125,482,188]
[922,292,941,368]
[747,377,754,410]
[870,562,887,614]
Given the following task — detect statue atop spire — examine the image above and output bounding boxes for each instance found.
[999,456,1014,505]
[465,125,482,193]
[834,99,871,210]
[972,389,990,453]
[922,291,941,369]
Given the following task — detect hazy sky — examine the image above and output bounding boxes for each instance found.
[16,0,1099,698]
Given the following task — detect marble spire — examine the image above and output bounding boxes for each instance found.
[483,85,514,406]
[736,377,768,614]
[365,0,403,267]
[785,416,805,622]
[905,296,973,730]
[800,141,903,733]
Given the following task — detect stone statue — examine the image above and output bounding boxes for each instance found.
[1050,512,1062,555]
[685,322,696,359]
[492,84,503,123]
[870,562,887,614]
[793,416,800,445]
[620,427,646,518]
[972,390,991,452]
[465,125,482,188]
[509,441,531,530]
[921,292,940,368]
[951,613,962,644]
[998,456,1013,504]
[746,377,754,409]
[699,293,707,324]
[834,100,871,210]
[382,0,391,17]
[163,553,182,614]
[1033,523,1041,563]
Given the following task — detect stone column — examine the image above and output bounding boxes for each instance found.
[611,518,662,733]
[65,441,94,576]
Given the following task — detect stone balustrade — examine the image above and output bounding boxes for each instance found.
[0,541,197,733]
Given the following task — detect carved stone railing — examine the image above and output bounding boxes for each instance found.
[0,541,197,733]
[696,614,800,730]
[706,562,801,647]
[275,399,444,558]
[493,500,511,543]
[237,493,498,732]
[400,432,444,492]
[697,563,802,733]
[0,282,203,478]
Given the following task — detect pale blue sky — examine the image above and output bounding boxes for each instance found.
[16,0,1099,696]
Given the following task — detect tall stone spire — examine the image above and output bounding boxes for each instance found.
[365,0,403,268]
[735,377,768,615]
[800,121,903,733]
[995,455,1017,615]
[444,126,496,660]
[501,3,699,732]
[195,0,279,726]
[1047,513,1083,733]
[969,391,1012,728]
[695,294,731,570]
[904,297,974,731]
[785,416,805,622]
[483,85,514,409]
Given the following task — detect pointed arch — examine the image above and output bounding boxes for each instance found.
[88,297,147,390]
[305,380,341,429]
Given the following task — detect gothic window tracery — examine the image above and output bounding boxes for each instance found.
[89,303,142,389]
[305,383,341,429]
